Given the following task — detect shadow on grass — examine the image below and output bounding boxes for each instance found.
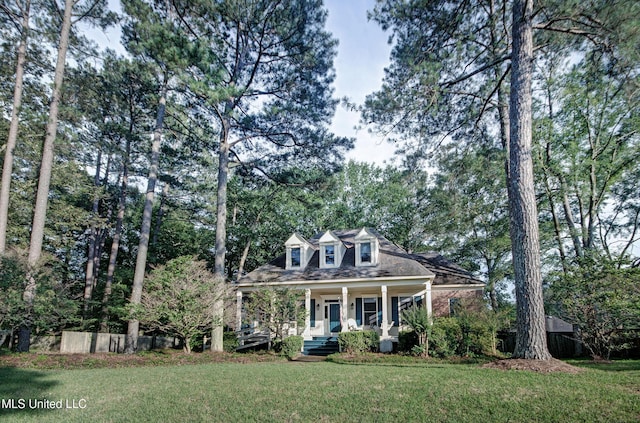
[0,367,59,418]
[568,359,640,372]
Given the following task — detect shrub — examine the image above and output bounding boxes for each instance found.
[362,330,380,352]
[398,330,419,353]
[279,335,303,360]
[338,331,379,354]
[401,306,433,357]
[430,318,461,358]
[223,331,239,353]
[430,314,497,357]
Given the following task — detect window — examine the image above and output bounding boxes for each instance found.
[291,247,301,267]
[363,297,378,326]
[324,245,335,265]
[354,228,378,266]
[360,242,372,263]
[449,298,460,316]
[396,296,424,325]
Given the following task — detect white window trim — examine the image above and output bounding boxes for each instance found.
[286,245,304,270]
[319,242,340,268]
[355,239,378,266]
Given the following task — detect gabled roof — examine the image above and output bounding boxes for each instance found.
[238,228,484,287]
[285,232,314,249]
[318,230,343,244]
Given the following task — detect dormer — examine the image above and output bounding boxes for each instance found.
[355,228,379,266]
[318,230,346,269]
[284,233,313,270]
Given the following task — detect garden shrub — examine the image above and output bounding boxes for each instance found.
[223,331,239,353]
[362,330,380,352]
[455,311,494,356]
[280,335,303,360]
[429,315,496,357]
[338,331,379,353]
[430,317,462,358]
[398,330,419,353]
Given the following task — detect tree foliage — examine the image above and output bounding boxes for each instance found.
[244,288,306,345]
[401,305,432,357]
[548,257,640,360]
[133,256,231,353]
[0,249,79,336]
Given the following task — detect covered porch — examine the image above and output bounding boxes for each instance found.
[236,276,434,352]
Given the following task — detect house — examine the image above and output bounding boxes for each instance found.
[236,228,485,352]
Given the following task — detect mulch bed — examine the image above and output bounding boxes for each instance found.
[483,358,583,374]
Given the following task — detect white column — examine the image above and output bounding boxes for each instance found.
[425,281,433,322]
[303,289,311,340]
[341,287,349,332]
[236,291,243,333]
[381,285,389,338]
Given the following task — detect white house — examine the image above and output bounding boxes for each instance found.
[236,228,485,352]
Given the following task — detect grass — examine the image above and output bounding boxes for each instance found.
[0,354,638,422]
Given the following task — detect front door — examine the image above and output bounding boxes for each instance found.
[329,303,341,333]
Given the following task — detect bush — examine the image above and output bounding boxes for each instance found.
[362,330,380,352]
[430,317,462,358]
[398,330,419,353]
[279,335,303,360]
[223,331,238,353]
[338,331,379,354]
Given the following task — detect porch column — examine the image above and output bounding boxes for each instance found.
[341,287,349,332]
[381,285,389,338]
[303,289,311,340]
[236,291,243,333]
[425,281,433,322]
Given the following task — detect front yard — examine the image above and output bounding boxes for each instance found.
[1,352,638,422]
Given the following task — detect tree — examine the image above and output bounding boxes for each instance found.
[19,0,116,352]
[1,249,79,345]
[508,0,551,360]
[422,144,512,310]
[401,306,432,357]
[184,0,350,351]
[364,0,638,360]
[535,54,640,268]
[120,0,198,353]
[133,256,231,353]
[548,257,640,360]
[0,0,31,254]
[244,288,306,347]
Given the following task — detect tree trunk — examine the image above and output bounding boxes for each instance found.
[0,0,30,254]
[125,80,167,354]
[84,150,103,318]
[211,120,230,352]
[101,139,131,332]
[509,0,551,360]
[151,182,169,247]
[19,0,73,352]
[236,238,252,282]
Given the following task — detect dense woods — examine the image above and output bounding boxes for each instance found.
[0,0,638,357]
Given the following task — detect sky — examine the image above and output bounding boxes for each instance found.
[323,0,395,166]
[90,0,395,166]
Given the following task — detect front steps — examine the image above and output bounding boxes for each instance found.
[303,336,339,356]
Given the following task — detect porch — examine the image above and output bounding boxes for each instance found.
[236,278,434,352]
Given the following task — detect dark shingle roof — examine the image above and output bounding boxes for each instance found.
[238,229,484,287]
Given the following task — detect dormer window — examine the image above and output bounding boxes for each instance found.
[360,242,372,263]
[355,228,378,266]
[291,247,301,267]
[324,245,335,265]
[318,230,345,268]
[285,233,313,270]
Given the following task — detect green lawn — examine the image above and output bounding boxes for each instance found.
[1,359,639,422]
